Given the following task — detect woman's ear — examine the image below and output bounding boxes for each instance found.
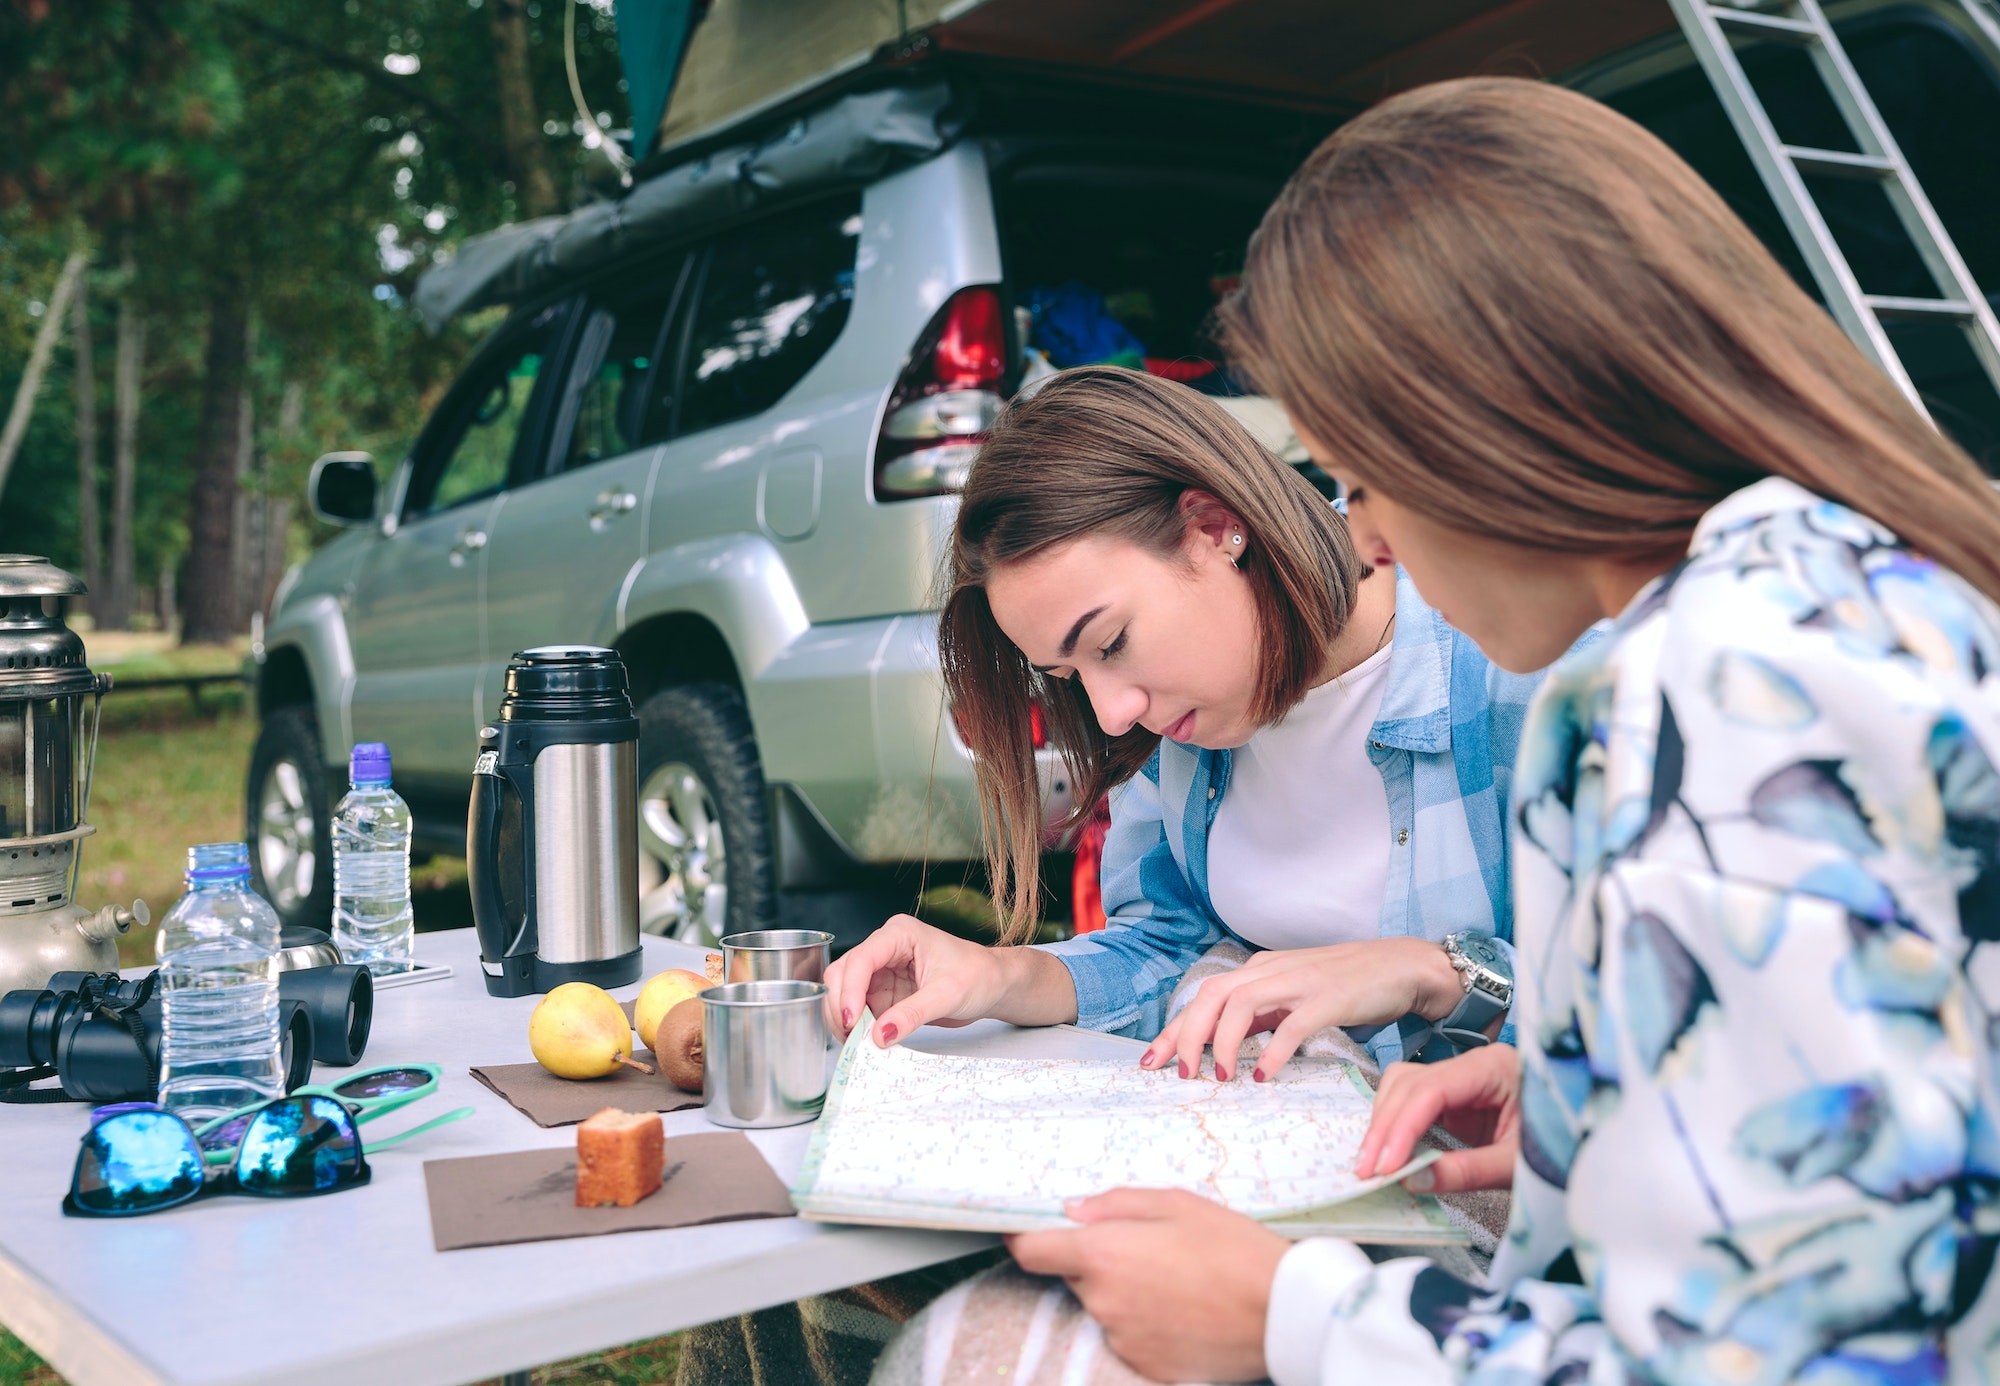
[1178,490,1248,564]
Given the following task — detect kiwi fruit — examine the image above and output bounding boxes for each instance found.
[655,998,706,1093]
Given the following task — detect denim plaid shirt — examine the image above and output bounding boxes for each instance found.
[1037,569,1543,1065]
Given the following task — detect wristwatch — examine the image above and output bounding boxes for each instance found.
[1434,932,1513,1050]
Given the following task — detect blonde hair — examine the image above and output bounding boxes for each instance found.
[940,366,1360,941]
[1218,77,2000,599]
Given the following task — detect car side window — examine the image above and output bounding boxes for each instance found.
[674,196,862,437]
[406,306,562,518]
[548,256,689,473]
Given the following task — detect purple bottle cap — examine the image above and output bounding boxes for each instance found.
[350,742,392,786]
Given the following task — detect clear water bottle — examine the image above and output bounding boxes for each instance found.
[332,742,414,974]
[156,842,285,1122]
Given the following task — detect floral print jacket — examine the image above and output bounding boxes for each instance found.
[1264,477,2000,1385]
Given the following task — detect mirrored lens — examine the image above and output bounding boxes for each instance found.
[332,1067,431,1101]
[73,1111,204,1214]
[236,1096,363,1194]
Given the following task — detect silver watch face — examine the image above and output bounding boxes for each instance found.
[1449,933,1511,990]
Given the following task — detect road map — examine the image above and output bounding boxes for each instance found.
[791,1015,1461,1241]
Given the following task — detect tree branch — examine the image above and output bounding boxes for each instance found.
[216,6,515,176]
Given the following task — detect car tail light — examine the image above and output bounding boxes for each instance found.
[951,699,1049,752]
[874,286,1007,500]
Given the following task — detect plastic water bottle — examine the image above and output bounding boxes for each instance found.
[156,842,284,1122]
[332,742,414,974]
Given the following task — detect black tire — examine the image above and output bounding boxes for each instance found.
[635,682,776,943]
[245,704,336,931]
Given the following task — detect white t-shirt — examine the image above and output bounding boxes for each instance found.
[1205,644,1394,951]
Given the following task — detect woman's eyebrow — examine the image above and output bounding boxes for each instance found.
[1057,606,1107,659]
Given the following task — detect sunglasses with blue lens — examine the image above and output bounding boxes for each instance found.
[66,1095,368,1217]
[65,1064,473,1218]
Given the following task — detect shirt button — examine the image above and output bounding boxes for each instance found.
[1397,829,1410,845]
[1372,741,1385,750]
[1207,787,1217,800]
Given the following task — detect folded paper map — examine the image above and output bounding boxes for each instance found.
[791,1014,1465,1243]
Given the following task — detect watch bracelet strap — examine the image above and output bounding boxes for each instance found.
[1434,983,1509,1049]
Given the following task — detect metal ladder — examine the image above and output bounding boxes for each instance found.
[1665,0,2000,420]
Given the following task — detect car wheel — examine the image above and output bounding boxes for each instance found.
[634,683,774,945]
[246,704,335,930]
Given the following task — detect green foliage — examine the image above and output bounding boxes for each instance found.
[0,0,632,593]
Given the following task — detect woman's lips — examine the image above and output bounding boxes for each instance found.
[1163,710,1196,742]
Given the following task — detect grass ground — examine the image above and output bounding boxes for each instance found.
[1,640,1021,1385]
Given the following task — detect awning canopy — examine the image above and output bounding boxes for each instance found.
[648,0,1674,153]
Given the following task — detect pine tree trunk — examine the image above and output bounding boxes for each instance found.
[70,269,103,600]
[0,249,87,502]
[181,286,248,646]
[100,256,144,633]
[490,0,560,217]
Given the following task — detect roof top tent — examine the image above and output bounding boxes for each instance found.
[461,1,1998,457]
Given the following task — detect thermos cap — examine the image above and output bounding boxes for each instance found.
[497,646,636,724]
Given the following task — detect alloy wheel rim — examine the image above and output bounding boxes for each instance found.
[637,760,727,944]
[256,758,317,912]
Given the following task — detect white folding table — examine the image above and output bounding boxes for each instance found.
[0,928,1143,1386]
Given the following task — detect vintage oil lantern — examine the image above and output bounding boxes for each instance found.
[0,556,145,994]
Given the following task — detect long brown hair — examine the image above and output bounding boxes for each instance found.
[941,366,1360,942]
[1217,77,2000,601]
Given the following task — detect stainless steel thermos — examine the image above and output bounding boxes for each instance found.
[468,646,641,997]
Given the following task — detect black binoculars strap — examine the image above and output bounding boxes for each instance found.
[0,1064,70,1103]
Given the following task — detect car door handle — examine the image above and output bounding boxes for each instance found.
[588,489,638,529]
[448,528,487,567]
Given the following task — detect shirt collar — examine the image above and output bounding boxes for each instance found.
[1369,567,1456,753]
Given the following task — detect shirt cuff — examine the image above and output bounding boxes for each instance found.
[1264,1238,1376,1386]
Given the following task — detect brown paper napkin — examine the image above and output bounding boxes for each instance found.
[423,1132,795,1251]
[470,1062,704,1127]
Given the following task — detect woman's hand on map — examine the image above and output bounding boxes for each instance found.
[1141,937,1466,1083]
[822,914,1081,1045]
[1355,1044,1521,1193]
[1006,1189,1287,1383]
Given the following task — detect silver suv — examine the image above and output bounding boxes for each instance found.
[246,81,1308,946]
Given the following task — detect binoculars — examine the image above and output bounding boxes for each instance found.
[0,964,374,1106]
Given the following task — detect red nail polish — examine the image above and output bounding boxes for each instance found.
[1178,1062,1189,1079]
[881,1023,899,1043]
[1252,1068,1266,1083]
[842,1007,853,1028]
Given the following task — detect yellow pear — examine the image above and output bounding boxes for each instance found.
[529,982,647,1079]
[634,968,710,1052]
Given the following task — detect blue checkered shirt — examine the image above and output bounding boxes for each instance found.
[1037,569,1543,1066]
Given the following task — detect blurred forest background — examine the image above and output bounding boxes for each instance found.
[0,0,635,636]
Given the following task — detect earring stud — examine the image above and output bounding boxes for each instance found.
[1231,534,1243,546]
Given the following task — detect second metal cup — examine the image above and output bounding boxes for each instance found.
[701,979,831,1128]
[720,929,832,985]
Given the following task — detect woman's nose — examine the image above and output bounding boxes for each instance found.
[1080,674,1147,738]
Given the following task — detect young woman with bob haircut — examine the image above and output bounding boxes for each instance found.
[822,363,1540,1086]
[878,74,2000,1386]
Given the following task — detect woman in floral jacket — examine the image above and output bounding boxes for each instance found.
[1174,74,2000,1384]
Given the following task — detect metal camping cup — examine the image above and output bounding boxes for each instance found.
[701,980,831,1128]
[719,930,832,985]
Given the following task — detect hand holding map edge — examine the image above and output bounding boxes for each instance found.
[1356,1043,1521,1194]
